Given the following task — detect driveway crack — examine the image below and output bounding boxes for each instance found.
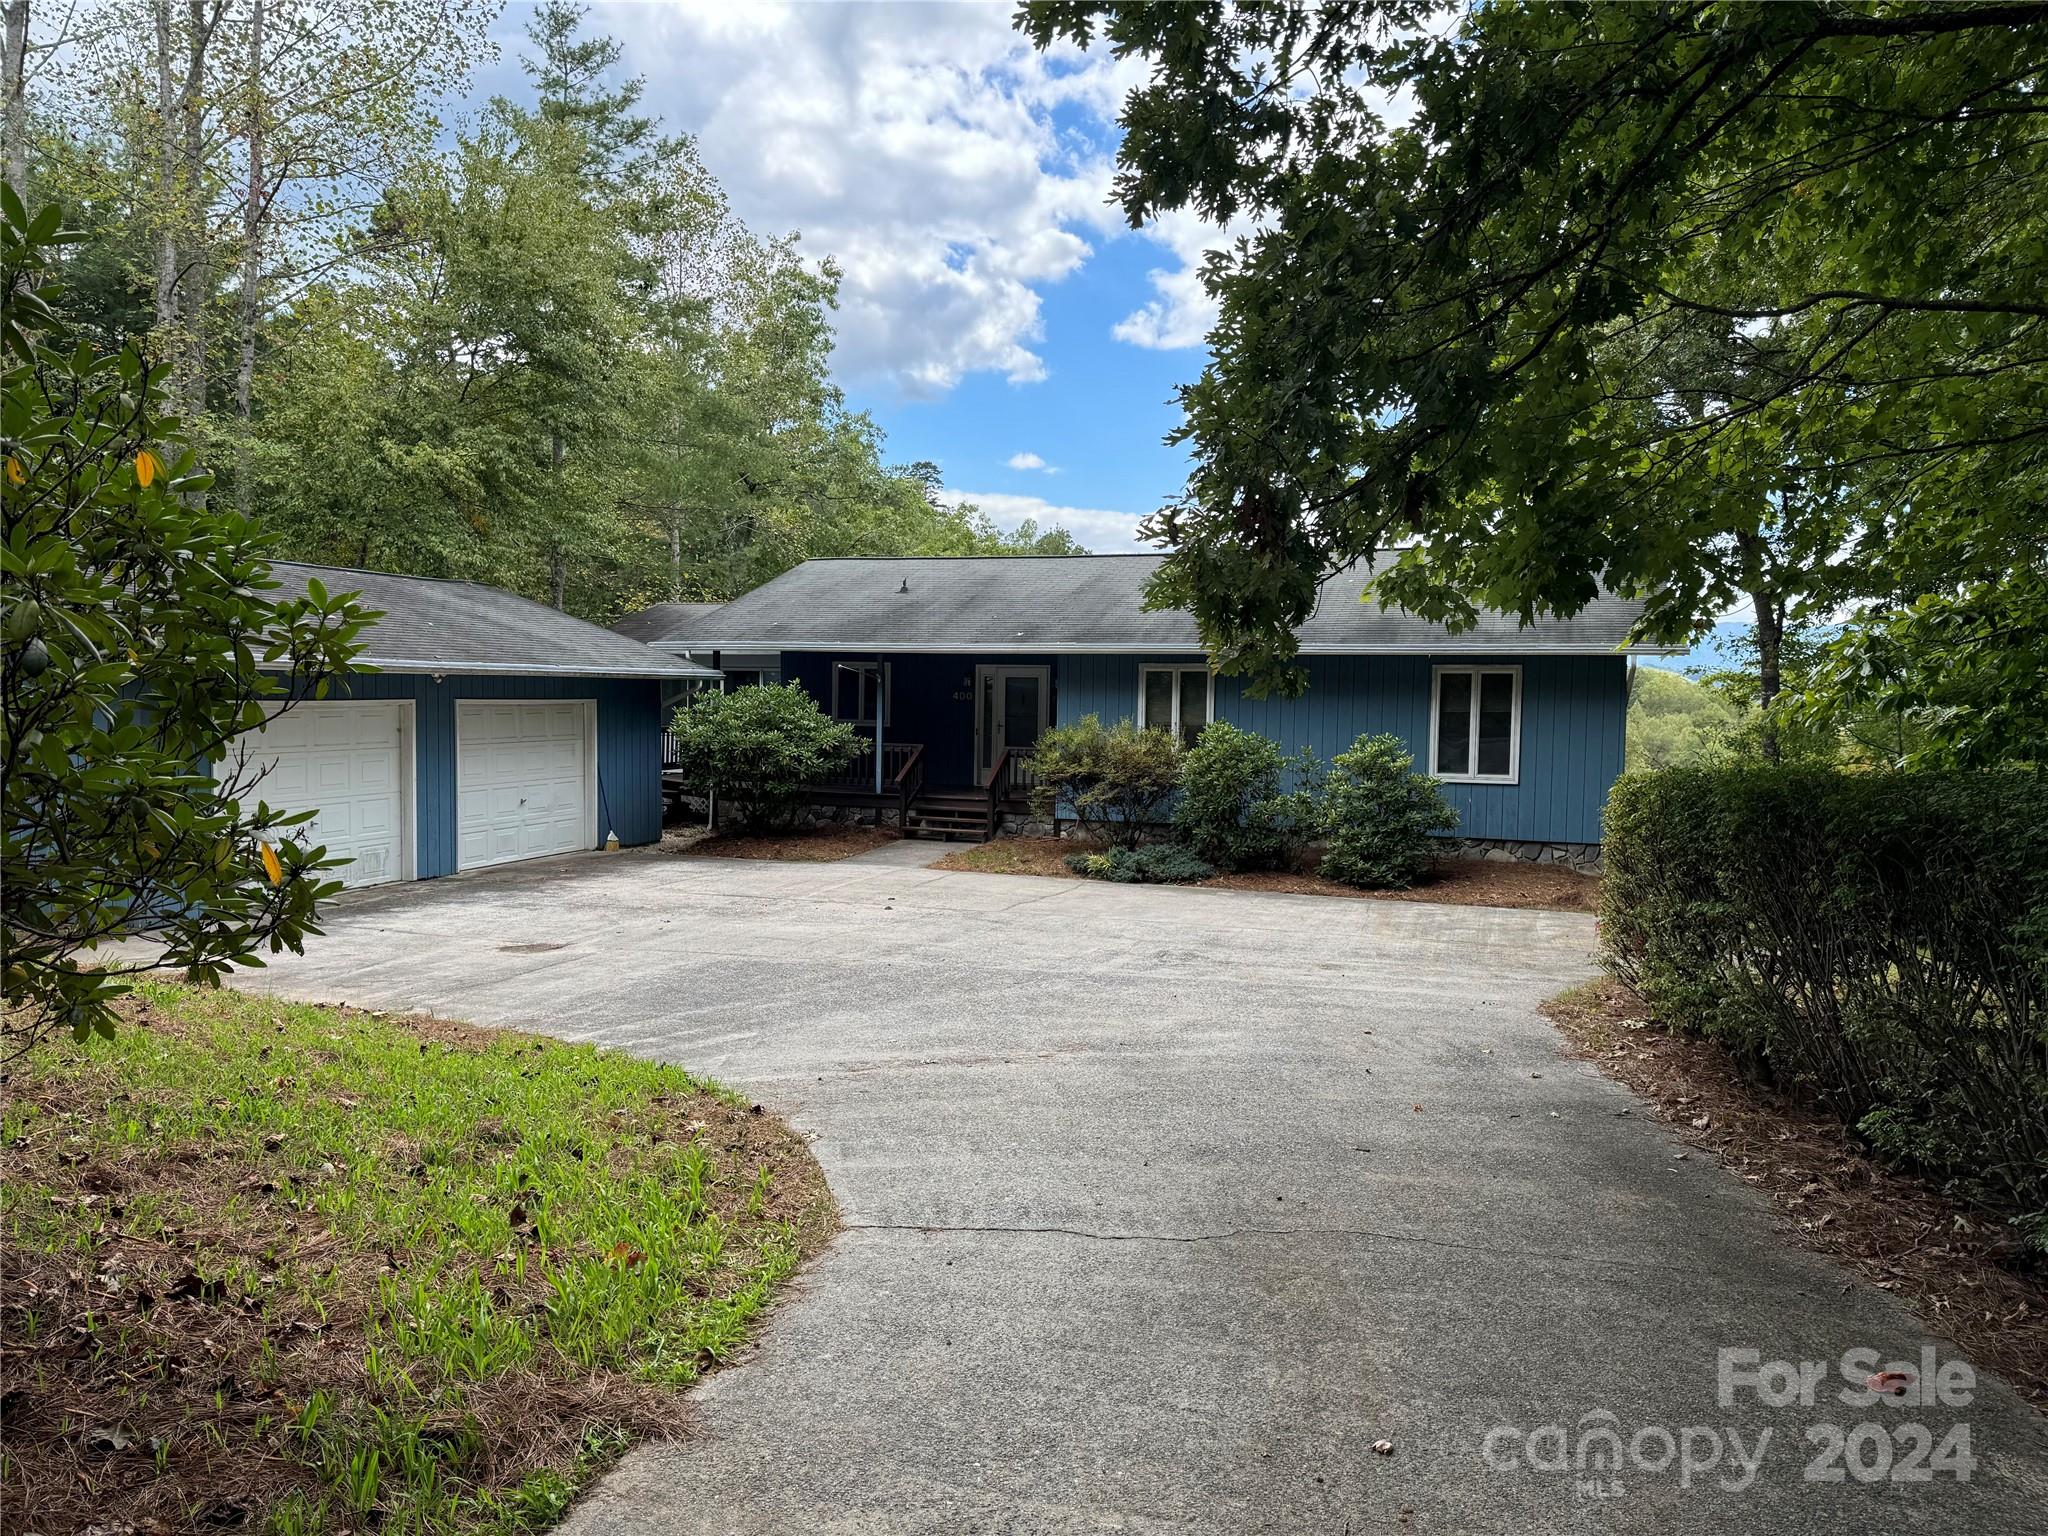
[844,1220,1700,1275]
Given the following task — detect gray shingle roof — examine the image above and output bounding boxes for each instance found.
[646,555,1673,655]
[267,563,721,679]
[610,601,727,644]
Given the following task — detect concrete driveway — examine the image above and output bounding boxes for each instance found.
[233,849,2047,1533]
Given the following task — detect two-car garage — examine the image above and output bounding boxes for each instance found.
[233,698,602,888]
[226,563,717,888]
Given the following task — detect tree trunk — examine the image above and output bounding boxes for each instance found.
[668,521,682,602]
[235,0,264,422]
[2,1,29,191]
[152,0,179,345]
[1751,586,1784,765]
[179,0,209,418]
[233,0,264,513]
[550,426,566,609]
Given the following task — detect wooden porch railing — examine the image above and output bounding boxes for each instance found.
[815,739,922,795]
[893,744,926,826]
[980,749,1042,835]
[1007,753,1040,802]
[664,738,925,799]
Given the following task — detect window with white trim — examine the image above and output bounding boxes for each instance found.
[831,661,891,726]
[1138,665,1213,749]
[1431,665,1520,782]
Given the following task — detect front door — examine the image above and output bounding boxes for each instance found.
[975,665,1050,783]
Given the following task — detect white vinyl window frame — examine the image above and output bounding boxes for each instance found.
[1429,664,1522,784]
[830,660,892,727]
[1136,664,1216,746]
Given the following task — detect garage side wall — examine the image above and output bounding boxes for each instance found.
[293,673,663,877]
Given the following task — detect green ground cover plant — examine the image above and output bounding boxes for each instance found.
[1063,845,1215,885]
[0,982,836,1534]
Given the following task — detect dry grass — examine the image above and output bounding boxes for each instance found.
[1,985,836,1535]
[933,836,1600,912]
[1544,976,2046,1414]
[669,826,896,863]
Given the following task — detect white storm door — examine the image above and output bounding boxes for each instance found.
[227,701,411,888]
[974,665,1051,783]
[455,700,596,871]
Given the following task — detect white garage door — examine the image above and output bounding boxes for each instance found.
[456,701,594,871]
[227,703,409,888]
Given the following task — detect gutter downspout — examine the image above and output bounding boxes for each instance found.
[873,653,884,796]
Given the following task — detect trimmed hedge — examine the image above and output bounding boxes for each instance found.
[1602,768,2048,1238]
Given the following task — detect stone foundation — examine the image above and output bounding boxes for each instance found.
[1442,837,1603,874]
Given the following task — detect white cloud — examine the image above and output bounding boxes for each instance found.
[601,1,1144,396]
[1114,206,1259,351]
[940,490,1156,553]
[1005,451,1054,472]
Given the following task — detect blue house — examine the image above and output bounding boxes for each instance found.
[618,555,1676,865]
[230,563,717,888]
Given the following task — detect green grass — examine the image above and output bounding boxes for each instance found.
[1,982,835,1534]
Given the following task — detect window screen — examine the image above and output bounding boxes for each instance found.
[1476,671,1515,776]
[1435,670,1472,775]
[1142,669,1176,733]
[1177,669,1209,748]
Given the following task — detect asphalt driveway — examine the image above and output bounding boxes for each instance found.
[230,849,2047,1533]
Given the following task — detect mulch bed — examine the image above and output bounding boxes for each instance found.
[1543,976,2047,1413]
[933,836,1600,912]
[668,826,897,862]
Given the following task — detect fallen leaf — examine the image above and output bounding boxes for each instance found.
[1866,1370,1914,1396]
[1372,1439,1395,1456]
[163,1271,225,1304]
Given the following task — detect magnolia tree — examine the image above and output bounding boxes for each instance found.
[1,190,369,1050]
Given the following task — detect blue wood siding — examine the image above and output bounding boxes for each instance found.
[299,673,665,877]
[1054,653,1627,845]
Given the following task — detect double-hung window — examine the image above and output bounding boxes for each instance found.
[1138,665,1213,749]
[831,661,891,726]
[1431,665,1520,783]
